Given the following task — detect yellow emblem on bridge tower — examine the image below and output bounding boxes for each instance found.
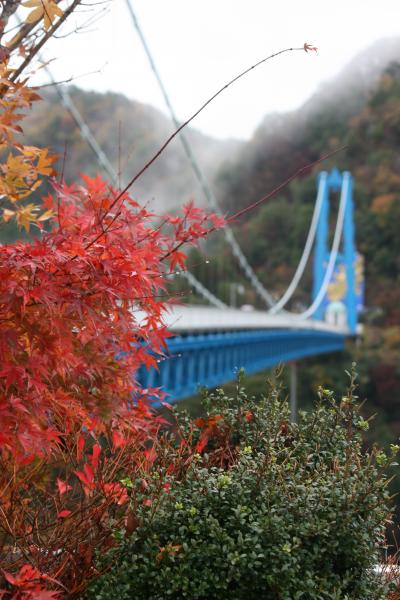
[327,254,364,303]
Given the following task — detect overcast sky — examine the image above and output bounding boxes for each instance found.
[31,0,400,140]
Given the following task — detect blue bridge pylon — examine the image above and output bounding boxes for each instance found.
[312,168,360,334]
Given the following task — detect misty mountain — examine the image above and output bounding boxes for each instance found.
[22,86,243,213]
[215,36,400,215]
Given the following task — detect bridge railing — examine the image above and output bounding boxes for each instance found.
[137,328,346,403]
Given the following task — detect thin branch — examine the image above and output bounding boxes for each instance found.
[83,45,308,253]
[38,63,106,87]
[52,5,110,37]
[0,0,21,34]
[6,0,63,53]
[10,0,83,84]
[227,146,346,222]
[70,148,344,276]
[157,147,347,263]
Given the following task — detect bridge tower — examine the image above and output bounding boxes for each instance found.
[312,168,358,334]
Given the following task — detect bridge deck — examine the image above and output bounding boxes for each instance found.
[156,305,349,334]
[136,307,348,403]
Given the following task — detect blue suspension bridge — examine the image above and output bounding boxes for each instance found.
[137,168,363,404]
[41,3,364,408]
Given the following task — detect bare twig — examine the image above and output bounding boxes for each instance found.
[158,147,347,262]
[38,63,106,87]
[228,146,346,222]
[108,47,306,214]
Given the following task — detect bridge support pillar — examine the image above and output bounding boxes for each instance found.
[290,361,298,423]
[313,171,330,321]
[343,173,357,334]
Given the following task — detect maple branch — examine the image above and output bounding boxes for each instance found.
[158,147,347,262]
[227,146,347,222]
[86,45,309,249]
[75,146,345,273]
[119,46,304,191]
[9,0,83,83]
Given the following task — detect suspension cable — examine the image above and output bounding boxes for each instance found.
[269,172,327,314]
[41,61,227,309]
[182,271,227,309]
[125,0,275,307]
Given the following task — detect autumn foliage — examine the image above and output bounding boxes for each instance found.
[0,423,165,597]
[0,117,222,598]
[0,63,56,228]
[0,0,225,463]
[0,173,223,458]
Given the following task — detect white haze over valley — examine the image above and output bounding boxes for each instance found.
[28,0,400,140]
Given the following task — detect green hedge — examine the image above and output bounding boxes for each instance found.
[88,370,394,599]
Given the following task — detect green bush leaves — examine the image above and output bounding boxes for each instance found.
[88,373,393,599]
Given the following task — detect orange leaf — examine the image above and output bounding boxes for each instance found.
[2,208,15,222]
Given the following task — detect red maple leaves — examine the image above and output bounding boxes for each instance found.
[303,42,318,54]
[2,564,62,599]
[0,175,224,460]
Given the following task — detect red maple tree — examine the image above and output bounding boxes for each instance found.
[0,4,320,593]
[0,173,224,459]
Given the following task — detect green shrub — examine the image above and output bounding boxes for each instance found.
[88,370,394,599]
